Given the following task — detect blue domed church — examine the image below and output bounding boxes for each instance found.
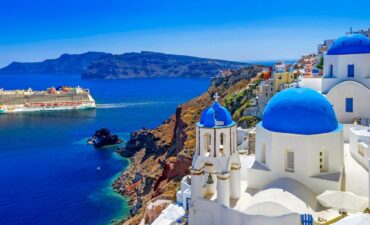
[321,34,370,124]
[186,88,347,225]
[179,35,370,225]
[247,87,344,195]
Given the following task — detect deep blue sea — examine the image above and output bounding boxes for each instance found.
[0,74,210,225]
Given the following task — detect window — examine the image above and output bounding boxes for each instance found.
[261,143,266,164]
[219,133,225,156]
[285,150,294,172]
[329,64,333,77]
[345,98,353,113]
[348,64,355,77]
[358,143,365,157]
[320,150,328,173]
[203,133,211,155]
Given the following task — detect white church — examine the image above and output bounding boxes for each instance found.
[173,34,370,225]
[302,34,370,125]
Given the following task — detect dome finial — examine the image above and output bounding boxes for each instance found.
[213,92,220,102]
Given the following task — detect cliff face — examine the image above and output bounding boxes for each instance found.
[82,51,249,79]
[0,52,109,75]
[113,65,263,224]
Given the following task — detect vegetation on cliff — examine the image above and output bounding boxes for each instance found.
[224,78,261,125]
[113,65,264,224]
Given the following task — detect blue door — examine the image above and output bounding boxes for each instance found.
[346,98,353,113]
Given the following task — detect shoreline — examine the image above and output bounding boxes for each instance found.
[111,153,131,224]
[108,66,263,224]
[108,153,131,224]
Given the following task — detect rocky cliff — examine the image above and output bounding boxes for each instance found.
[112,65,263,224]
[0,52,109,75]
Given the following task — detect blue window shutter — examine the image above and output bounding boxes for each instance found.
[348,64,355,77]
[301,214,313,225]
[346,98,353,113]
[330,65,333,77]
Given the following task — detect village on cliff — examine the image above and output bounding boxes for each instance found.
[139,28,370,225]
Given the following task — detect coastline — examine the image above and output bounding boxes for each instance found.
[111,66,263,224]
[0,75,211,225]
[107,152,131,225]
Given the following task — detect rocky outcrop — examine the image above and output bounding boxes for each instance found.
[88,128,122,148]
[113,65,264,224]
[118,129,163,158]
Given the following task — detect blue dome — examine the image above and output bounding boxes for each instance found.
[262,88,339,135]
[327,34,370,55]
[199,101,234,128]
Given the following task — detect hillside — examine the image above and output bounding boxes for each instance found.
[0,51,248,79]
[82,51,248,79]
[0,52,109,75]
[112,65,263,224]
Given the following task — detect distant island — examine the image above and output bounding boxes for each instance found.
[0,52,109,75]
[0,51,248,79]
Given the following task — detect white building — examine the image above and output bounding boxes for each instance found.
[176,87,370,225]
[256,79,275,116]
[320,34,370,124]
[189,98,241,210]
[248,88,344,195]
[171,35,370,225]
[349,126,370,170]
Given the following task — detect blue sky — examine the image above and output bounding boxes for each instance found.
[0,0,369,67]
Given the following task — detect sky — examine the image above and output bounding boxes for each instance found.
[0,0,369,67]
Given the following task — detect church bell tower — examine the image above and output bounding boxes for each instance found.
[190,93,241,207]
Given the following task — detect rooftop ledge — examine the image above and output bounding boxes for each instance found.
[196,121,236,129]
[311,171,341,182]
[250,160,270,171]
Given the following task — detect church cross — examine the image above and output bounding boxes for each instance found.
[213,93,220,102]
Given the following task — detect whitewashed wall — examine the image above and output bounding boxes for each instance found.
[189,198,301,225]
[349,127,370,170]
[248,124,343,194]
[322,53,370,93]
[326,81,370,124]
[300,77,322,92]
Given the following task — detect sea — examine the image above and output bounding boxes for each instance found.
[0,74,210,225]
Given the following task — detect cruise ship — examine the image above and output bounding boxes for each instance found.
[0,86,96,113]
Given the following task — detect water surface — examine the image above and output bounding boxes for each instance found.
[0,74,210,225]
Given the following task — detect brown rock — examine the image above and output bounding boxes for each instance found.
[113,66,264,224]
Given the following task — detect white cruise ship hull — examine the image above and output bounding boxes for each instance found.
[0,95,96,114]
